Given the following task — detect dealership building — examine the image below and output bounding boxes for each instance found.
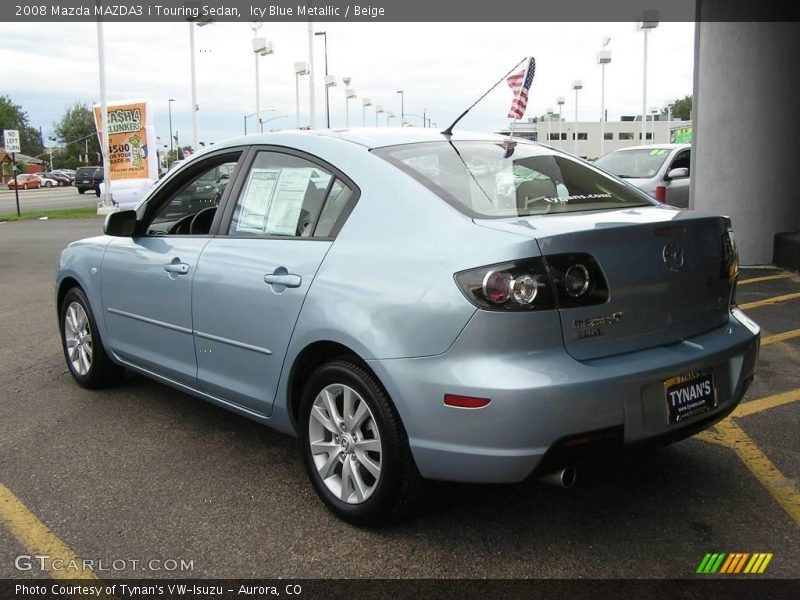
[498,115,691,159]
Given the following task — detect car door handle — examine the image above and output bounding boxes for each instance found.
[164,263,190,275]
[263,273,302,288]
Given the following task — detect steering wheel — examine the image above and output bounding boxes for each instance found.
[168,213,194,235]
[189,206,218,235]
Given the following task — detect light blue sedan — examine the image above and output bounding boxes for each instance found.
[56,129,760,525]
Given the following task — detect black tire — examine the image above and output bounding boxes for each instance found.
[78,188,85,194]
[45,181,53,188]
[59,287,124,389]
[298,359,423,526]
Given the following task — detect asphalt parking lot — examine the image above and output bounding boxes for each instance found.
[0,218,798,579]
[0,188,98,216]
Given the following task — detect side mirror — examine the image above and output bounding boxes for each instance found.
[666,167,689,180]
[103,210,137,237]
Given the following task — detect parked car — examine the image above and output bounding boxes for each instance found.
[42,172,72,186]
[7,174,41,190]
[75,166,103,195]
[36,174,60,188]
[56,130,758,525]
[593,144,691,208]
[53,169,76,184]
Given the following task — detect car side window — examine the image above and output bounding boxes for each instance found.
[670,150,691,173]
[145,158,239,236]
[229,151,350,238]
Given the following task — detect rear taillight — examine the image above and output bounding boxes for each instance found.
[655,185,667,202]
[455,254,609,311]
[721,225,739,280]
[544,253,610,308]
[454,258,555,311]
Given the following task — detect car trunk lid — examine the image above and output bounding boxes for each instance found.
[475,207,733,361]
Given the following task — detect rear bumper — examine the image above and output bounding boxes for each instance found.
[368,308,760,484]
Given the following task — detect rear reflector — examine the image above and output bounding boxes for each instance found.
[444,394,491,409]
[655,185,667,203]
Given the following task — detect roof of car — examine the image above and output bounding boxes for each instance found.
[606,143,690,152]
[211,128,516,152]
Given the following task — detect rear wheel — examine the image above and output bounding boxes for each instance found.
[60,287,123,389]
[45,181,53,188]
[78,188,85,194]
[298,359,422,526]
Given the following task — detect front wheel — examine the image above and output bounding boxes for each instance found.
[77,188,85,194]
[45,181,53,188]
[298,360,422,526]
[60,287,123,389]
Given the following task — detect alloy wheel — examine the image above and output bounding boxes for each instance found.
[64,301,93,376]
[308,383,383,504]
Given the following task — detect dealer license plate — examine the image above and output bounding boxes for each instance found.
[664,370,716,425]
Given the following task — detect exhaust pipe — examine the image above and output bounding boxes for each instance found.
[539,466,577,489]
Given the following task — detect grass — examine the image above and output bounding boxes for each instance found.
[0,207,100,222]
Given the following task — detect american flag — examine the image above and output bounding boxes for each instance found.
[507,58,536,120]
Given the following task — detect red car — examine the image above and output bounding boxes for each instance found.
[7,174,41,190]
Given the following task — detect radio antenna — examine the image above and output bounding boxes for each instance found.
[441,57,527,137]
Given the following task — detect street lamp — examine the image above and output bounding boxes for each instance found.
[396,90,404,125]
[362,97,372,127]
[556,96,565,150]
[345,82,356,127]
[188,19,211,151]
[571,81,582,155]
[597,36,612,156]
[375,104,384,126]
[649,105,659,144]
[307,23,316,129]
[168,98,175,161]
[386,110,395,126]
[252,24,274,134]
[546,108,553,145]
[294,61,309,128]
[639,20,659,144]
[314,31,333,128]
[244,109,275,135]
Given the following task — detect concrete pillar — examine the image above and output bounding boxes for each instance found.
[692,19,800,264]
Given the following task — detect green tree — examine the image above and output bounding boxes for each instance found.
[53,102,100,170]
[663,95,692,120]
[0,95,44,157]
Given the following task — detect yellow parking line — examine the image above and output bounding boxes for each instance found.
[713,419,800,525]
[738,273,794,286]
[0,483,98,580]
[734,388,800,418]
[739,291,800,310]
[762,328,800,346]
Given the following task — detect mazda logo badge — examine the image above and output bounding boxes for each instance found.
[662,242,685,271]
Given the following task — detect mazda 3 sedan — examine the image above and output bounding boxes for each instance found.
[56,129,759,525]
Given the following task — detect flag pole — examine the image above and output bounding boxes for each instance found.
[441,57,527,136]
[508,119,517,143]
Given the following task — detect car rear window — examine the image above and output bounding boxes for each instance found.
[374,141,654,218]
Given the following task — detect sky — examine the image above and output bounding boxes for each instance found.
[0,21,695,148]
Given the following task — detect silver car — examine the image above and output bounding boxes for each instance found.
[56,130,758,524]
[593,144,691,208]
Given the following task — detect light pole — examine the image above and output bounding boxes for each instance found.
[396,90,404,125]
[307,23,315,129]
[345,82,356,127]
[386,111,395,126]
[188,20,211,151]
[244,109,275,134]
[597,36,611,156]
[168,98,175,163]
[571,81,582,155]
[639,20,659,144]
[557,96,565,150]
[546,109,553,145]
[362,97,372,127]
[649,106,659,144]
[315,31,332,128]
[666,103,673,143]
[252,27,274,134]
[375,105,384,126]
[294,62,309,128]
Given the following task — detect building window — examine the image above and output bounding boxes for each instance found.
[572,133,588,140]
[604,132,613,140]
[548,133,560,141]
[619,132,634,140]
[560,133,567,140]
[639,132,653,140]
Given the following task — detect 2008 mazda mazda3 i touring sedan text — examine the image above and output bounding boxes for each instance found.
[55,129,760,525]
